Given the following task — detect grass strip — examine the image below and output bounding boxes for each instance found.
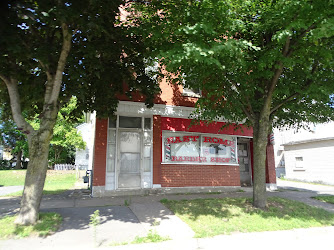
[161,197,334,238]
[111,229,171,246]
[131,229,171,244]
[0,212,62,239]
[1,170,77,196]
[313,195,334,204]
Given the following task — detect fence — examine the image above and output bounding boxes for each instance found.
[54,164,76,170]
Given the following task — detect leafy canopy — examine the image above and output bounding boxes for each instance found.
[0,0,160,119]
[0,97,85,165]
[132,0,334,128]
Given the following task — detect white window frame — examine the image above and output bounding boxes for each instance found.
[105,115,153,190]
[294,156,304,169]
[182,87,202,98]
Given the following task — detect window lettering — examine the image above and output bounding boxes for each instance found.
[164,132,237,165]
[190,136,200,142]
[210,157,230,163]
[203,136,211,143]
[183,136,190,142]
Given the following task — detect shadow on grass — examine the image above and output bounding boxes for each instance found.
[161,197,334,226]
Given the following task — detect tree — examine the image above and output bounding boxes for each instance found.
[28,97,86,166]
[131,0,334,208]
[0,113,28,169]
[0,98,85,169]
[0,0,159,225]
[49,97,85,166]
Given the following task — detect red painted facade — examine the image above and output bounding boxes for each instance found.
[92,80,276,190]
[161,165,240,187]
[93,119,108,186]
[160,117,253,137]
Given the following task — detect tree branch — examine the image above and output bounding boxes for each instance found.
[38,60,53,83]
[3,77,34,134]
[241,105,255,124]
[270,61,319,115]
[49,23,72,105]
[290,23,317,47]
[0,73,10,84]
[270,92,299,114]
[264,36,292,113]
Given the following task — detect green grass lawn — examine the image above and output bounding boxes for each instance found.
[313,195,334,204]
[161,197,334,238]
[0,170,77,196]
[0,212,62,239]
[0,169,27,186]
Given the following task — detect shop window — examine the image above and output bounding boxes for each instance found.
[119,116,142,128]
[109,117,116,128]
[163,132,237,165]
[295,157,304,169]
[144,118,151,130]
[183,87,201,98]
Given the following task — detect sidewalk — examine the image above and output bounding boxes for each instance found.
[0,180,333,250]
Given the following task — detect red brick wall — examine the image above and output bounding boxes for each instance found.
[161,164,240,187]
[161,117,253,137]
[266,142,276,184]
[93,118,108,186]
[116,71,198,107]
[154,115,241,187]
[153,115,162,185]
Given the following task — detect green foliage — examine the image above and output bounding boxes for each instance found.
[0,110,28,161]
[0,160,11,170]
[0,170,77,196]
[48,97,85,165]
[132,0,334,128]
[89,210,100,227]
[131,229,170,244]
[132,0,334,208]
[0,0,160,119]
[313,195,334,204]
[0,169,26,186]
[0,212,62,239]
[1,97,85,166]
[162,197,334,238]
[124,197,132,206]
[90,210,100,246]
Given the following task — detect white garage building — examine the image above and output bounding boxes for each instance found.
[274,122,334,185]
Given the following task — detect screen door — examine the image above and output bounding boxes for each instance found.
[118,131,141,188]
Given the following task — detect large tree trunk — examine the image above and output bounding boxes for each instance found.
[14,130,53,225]
[3,23,72,225]
[14,150,22,169]
[252,112,270,209]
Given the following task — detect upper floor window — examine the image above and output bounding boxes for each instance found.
[182,87,201,98]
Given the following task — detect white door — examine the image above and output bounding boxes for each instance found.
[238,142,252,186]
[118,131,141,188]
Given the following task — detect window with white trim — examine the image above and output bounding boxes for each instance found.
[295,157,304,168]
[163,131,237,165]
[182,87,201,98]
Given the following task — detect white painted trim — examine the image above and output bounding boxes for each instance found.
[161,162,240,166]
[266,183,278,191]
[153,184,162,188]
[116,101,230,121]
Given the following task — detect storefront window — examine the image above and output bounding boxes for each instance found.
[119,116,142,128]
[163,132,237,165]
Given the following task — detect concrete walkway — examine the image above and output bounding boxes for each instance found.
[0,186,23,196]
[0,180,333,250]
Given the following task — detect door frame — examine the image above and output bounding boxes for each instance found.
[116,128,143,189]
[237,138,253,186]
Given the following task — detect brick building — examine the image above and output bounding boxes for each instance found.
[91,79,276,197]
